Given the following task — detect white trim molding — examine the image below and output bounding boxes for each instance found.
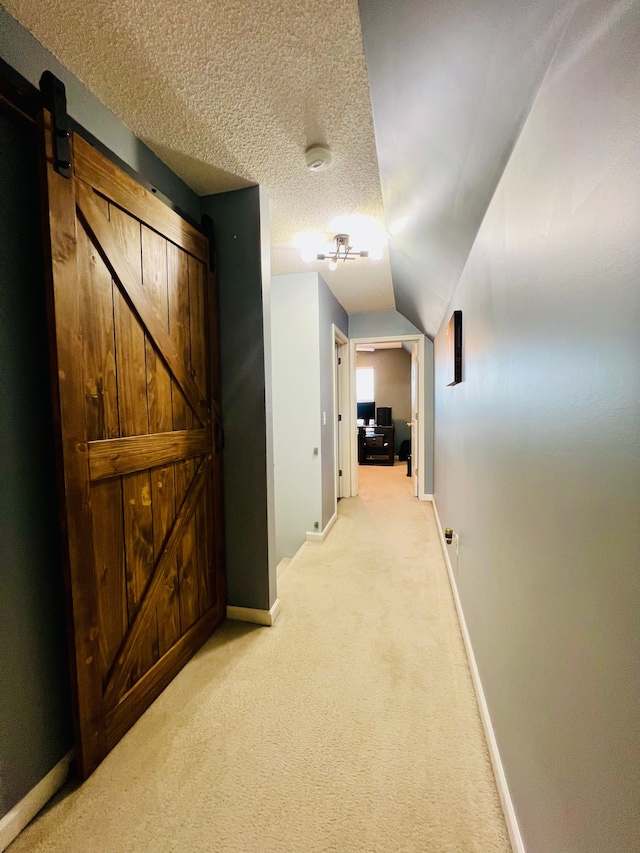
[226,598,281,627]
[432,500,525,853]
[419,493,434,502]
[305,511,337,542]
[349,333,426,499]
[333,324,350,502]
[0,749,74,852]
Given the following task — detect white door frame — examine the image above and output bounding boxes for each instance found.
[348,334,428,500]
[333,325,350,504]
[410,341,419,497]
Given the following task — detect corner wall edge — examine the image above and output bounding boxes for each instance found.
[226,598,281,627]
[305,511,337,542]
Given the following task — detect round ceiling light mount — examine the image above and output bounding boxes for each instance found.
[305,144,333,172]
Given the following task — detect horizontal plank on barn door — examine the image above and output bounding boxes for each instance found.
[89,428,212,480]
[76,181,210,428]
[73,134,208,263]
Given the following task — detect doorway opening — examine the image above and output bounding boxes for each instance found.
[346,334,427,500]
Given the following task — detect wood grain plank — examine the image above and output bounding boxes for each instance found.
[103,455,212,706]
[89,429,212,480]
[74,133,208,263]
[188,257,208,398]
[110,203,157,687]
[76,182,210,428]
[169,246,200,633]
[38,114,106,778]
[142,224,181,655]
[167,245,197,632]
[141,225,172,435]
[150,463,180,656]
[77,195,118,442]
[188,256,212,615]
[200,473,217,611]
[75,193,127,681]
[91,479,126,681]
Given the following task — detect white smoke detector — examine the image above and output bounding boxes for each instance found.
[305,144,333,172]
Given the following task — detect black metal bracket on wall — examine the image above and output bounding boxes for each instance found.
[39,71,71,178]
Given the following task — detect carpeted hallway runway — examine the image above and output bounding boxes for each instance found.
[9,464,510,852]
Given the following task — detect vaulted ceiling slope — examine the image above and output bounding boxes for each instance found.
[3,0,394,315]
[358,0,575,338]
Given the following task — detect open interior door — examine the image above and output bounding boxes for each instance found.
[38,106,225,778]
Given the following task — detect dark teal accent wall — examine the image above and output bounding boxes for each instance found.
[200,187,275,611]
[0,105,73,816]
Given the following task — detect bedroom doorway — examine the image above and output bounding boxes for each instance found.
[347,334,426,500]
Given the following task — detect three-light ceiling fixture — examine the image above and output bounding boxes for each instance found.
[318,234,376,271]
[294,215,385,271]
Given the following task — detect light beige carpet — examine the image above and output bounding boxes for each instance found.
[10,464,510,852]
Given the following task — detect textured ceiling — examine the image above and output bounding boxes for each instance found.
[4,0,395,315]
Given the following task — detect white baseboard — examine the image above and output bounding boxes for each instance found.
[226,598,281,627]
[0,749,74,852]
[432,501,525,853]
[419,493,434,502]
[305,511,337,542]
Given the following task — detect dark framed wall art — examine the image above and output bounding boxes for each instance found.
[445,310,463,386]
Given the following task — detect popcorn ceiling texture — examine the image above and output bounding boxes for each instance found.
[8,464,510,852]
[4,0,395,314]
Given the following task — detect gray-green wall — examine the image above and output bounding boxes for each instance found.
[433,2,640,851]
[0,103,72,817]
[200,187,277,611]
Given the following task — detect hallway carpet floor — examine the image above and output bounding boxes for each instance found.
[10,464,510,852]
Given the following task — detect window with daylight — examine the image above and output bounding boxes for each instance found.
[356,367,374,402]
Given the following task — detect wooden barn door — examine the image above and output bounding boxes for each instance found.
[38,110,225,778]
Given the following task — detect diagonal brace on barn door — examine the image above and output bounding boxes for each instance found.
[75,181,210,428]
[103,454,213,708]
